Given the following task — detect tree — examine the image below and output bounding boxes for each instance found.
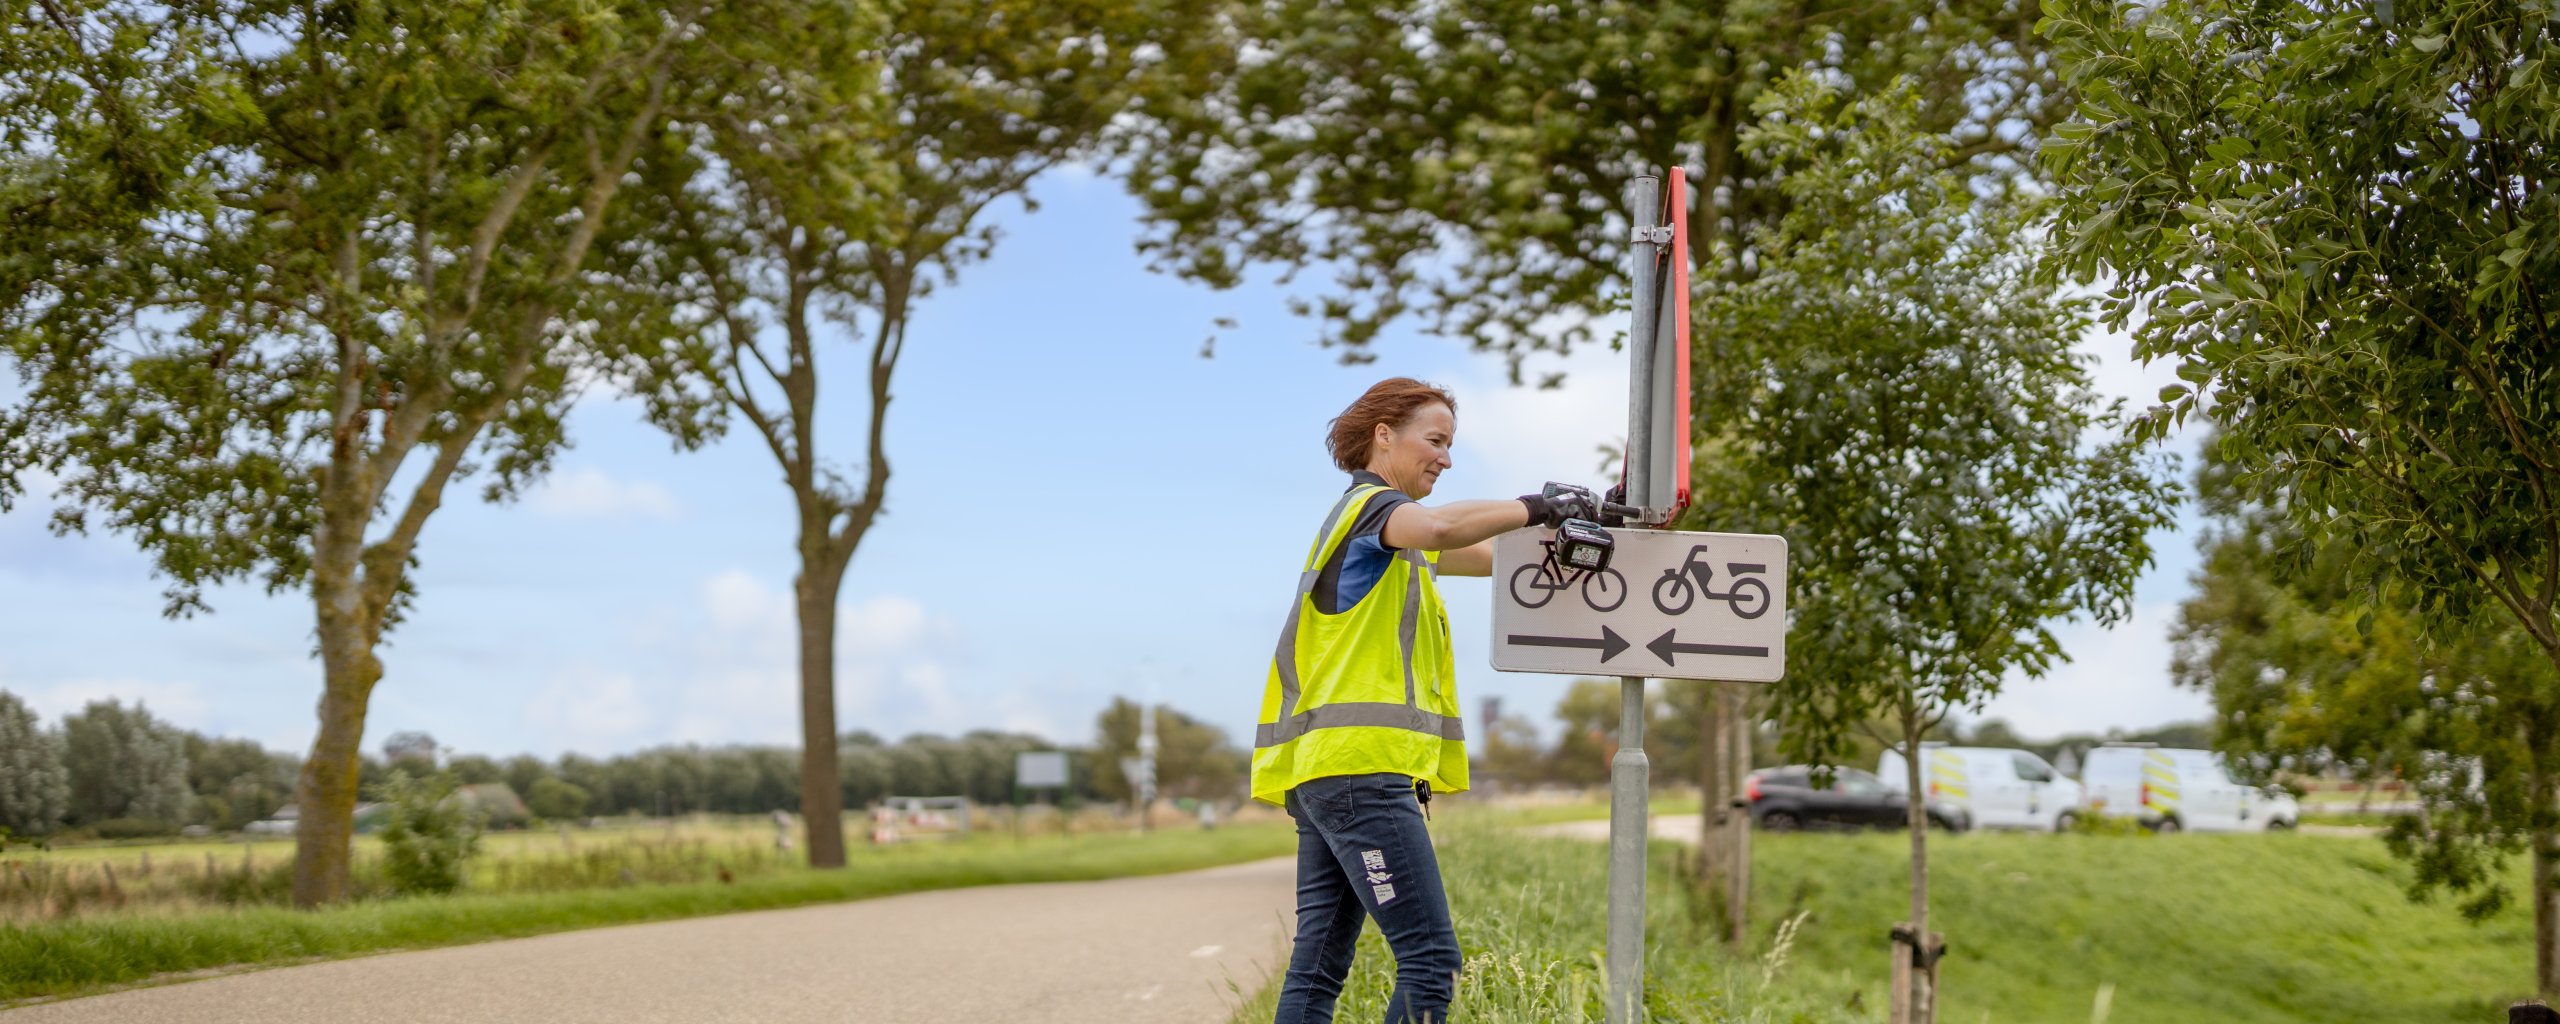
[1125,0,2063,361]
[607,0,1210,869]
[1684,75,2174,1012]
[2040,0,2558,992]
[1091,699,1247,806]
[1122,0,2073,913]
[61,699,192,826]
[0,690,68,836]
[1548,678,1686,788]
[525,776,592,822]
[2175,438,2560,996]
[1,0,713,904]
[183,732,296,831]
[381,731,440,775]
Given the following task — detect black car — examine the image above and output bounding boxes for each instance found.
[1746,765,1970,832]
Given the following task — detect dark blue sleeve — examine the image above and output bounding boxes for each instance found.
[1310,490,1414,615]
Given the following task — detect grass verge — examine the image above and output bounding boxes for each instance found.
[1229,824,2534,1023]
[1228,820,1857,1023]
[1765,830,2534,1023]
[1,823,1292,1005]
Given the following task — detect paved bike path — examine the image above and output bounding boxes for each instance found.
[2,855,1299,1024]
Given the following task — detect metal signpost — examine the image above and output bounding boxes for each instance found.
[1488,169,1787,1024]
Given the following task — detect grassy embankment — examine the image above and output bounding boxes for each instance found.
[0,821,1293,1004]
[1231,820,2537,1023]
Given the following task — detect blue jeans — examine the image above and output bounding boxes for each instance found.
[1273,773,1462,1024]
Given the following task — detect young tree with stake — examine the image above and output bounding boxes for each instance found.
[1685,75,2175,1020]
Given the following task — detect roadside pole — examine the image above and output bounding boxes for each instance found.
[1605,173,1666,1024]
[1499,167,1756,1024]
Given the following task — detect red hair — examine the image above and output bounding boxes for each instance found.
[1327,378,1457,472]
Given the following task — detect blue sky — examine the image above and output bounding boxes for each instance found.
[0,167,2212,760]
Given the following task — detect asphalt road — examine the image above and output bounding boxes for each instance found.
[1536,814,2382,840]
[2,855,1300,1024]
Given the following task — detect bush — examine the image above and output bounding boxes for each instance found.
[89,814,180,839]
[2065,811,2152,837]
[374,771,481,896]
[525,777,590,822]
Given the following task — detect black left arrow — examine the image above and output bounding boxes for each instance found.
[1647,629,1770,666]
[1507,625,1631,662]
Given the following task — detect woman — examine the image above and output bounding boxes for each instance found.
[1255,377,1593,1023]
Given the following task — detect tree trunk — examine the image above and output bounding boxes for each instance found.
[1724,683,1751,944]
[2536,755,2558,998]
[1696,684,1731,908]
[796,559,848,869]
[292,572,380,907]
[1900,702,1935,1023]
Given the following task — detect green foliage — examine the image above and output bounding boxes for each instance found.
[1091,700,1246,803]
[1547,679,1700,787]
[2041,0,2560,657]
[2173,442,2560,926]
[524,777,591,822]
[59,699,190,827]
[1686,73,2177,768]
[1125,0,2066,368]
[182,732,296,831]
[372,772,480,897]
[0,690,68,836]
[1,0,724,901]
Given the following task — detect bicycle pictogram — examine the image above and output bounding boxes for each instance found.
[1509,536,1629,613]
[1651,544,1770,618]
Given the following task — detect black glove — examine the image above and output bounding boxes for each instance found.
[1518,493,1564,529]
[1523,483,1607,528]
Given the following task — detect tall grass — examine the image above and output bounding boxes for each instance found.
[0,822,1294,1004]
[1230,825,2536,1024]
[1227,822,1860,1023]
[1762,830,2536,1023]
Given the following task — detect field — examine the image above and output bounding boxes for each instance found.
[1231,816,2537,1023]
[0,806,1289,922]
[0,816,1296,1004]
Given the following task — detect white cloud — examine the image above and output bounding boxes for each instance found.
[1436,343,1633,496]
[529,467,681,521]
[840,594,930,655]
[523,666,655,754]
[1975,602,2213,739]
[648,571,1023,745]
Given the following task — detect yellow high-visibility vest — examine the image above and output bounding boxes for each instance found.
[1251,483,1469,806]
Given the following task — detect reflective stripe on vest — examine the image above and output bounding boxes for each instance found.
[1256,487,1463,750]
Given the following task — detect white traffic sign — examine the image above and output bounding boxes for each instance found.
[1491,526,1787,683]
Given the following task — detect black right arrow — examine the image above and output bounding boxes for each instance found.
[1648,629,1771,666]
[1507,625,1631,663]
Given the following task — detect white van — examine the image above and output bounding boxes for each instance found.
[1877,744,2084,832]
[2078,744,2299,832]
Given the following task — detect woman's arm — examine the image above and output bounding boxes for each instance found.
[1381,499,1533,556]
[1435,539,1496,577]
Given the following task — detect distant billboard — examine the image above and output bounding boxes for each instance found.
[1015,751,1070,789]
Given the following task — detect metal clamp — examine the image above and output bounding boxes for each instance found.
[1631,225,1673,246]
